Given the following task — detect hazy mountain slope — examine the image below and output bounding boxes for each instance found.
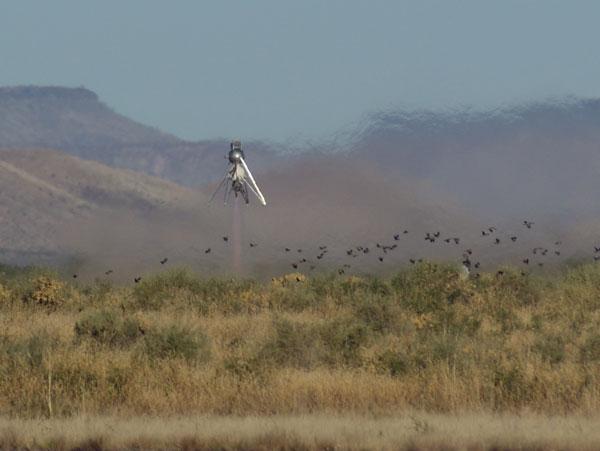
[0,148,471,277]
[0,86,179,149]
[350,99,600,219]
[0,86,287,187]
[0,148,202,263]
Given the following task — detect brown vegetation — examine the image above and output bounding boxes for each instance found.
[1,261,600,448]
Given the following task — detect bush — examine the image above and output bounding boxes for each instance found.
[257,318,320,368]
[353,294,401,334]
[378,350,409,377]
[74,309,142,347]
[132,268,204,310]
[320,318,369,367]
[580,333,600,363]
[391,262,467,313]
[535,334,565,365]
[133,268,259,314]
[27,276,65,309]
[478,268,540,309]
[142,324,210,363]
[0,330,60,369]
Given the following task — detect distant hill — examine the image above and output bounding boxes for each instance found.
[0,148,474,276]
[349,98,600,220]
[3,86,600,274]
[0,86,286,188]
[0,147,203,264]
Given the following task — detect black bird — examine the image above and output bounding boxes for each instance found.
[72,274,77,279]
[444,238,451,243]
[523,220,534,229]
[434,232,440,238]
[474,262,480,268]
[482,230,489,236]
[338,269,345,275]
[378,257,384,262]
[523,258,529,265]
[297,249,303,253]
[105,270,113,275]
[465,249,473,255]
[205,248,211,254]
[594,255,600,261]
[363,248,370,254]
[394,234,400,240]
[409,259,416,264]
[489,227,497,233]
[594,246,600,253]
[343,264,351,268]
[292,263,298,269]
[300,258,307,263]
[538,262,544,267]
[223,236,229,242]
[285,248,291,252]
[319,246,328,250]
[510,236,517,242]
[134,277,142,283]
[249,242,257,247]
[317,254,324,259]
[494,238,501,244]
[453,238,460,245]
[496,270,504,276]
[403,230,409,234]
[555,251,560,256]
[160,258,168,264]
[541,249,548,256]
[555,241,562,246]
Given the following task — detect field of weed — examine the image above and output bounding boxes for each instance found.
[0,261,599,448]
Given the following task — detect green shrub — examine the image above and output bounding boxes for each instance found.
[378,350,409,377]
[353,294,401,334]
[0,330,59,369]
[142,324,210,363]
[257,318,320,368]
[391,262,467,313]
[133,268,204,310]
[487,268,540,308]
[320,318,369,367]
[74,309,142,347]
[535,334,565,365]
[580,333,600,363]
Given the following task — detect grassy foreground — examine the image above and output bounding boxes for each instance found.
[1,261,600,448]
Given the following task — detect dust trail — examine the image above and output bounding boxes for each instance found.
[233,197,242,275]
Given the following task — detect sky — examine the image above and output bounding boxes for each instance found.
[1,1,600,143]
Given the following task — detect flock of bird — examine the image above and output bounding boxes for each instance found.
[65,219,600,284]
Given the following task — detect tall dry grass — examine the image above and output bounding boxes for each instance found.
[0,262,600,419]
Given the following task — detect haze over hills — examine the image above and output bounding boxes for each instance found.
[350,98,600,220]
[0,86,287,188]
[0,148,472,278]
[1,85,600,275]
[3,86,600,223]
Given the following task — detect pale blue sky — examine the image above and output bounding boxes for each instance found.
[1,1,599,143]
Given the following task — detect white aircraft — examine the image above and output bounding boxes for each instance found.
[209,141,267,206]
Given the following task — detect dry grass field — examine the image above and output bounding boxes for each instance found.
[1,261,600,449]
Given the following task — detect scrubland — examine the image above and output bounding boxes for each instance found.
[1,261,600,449]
